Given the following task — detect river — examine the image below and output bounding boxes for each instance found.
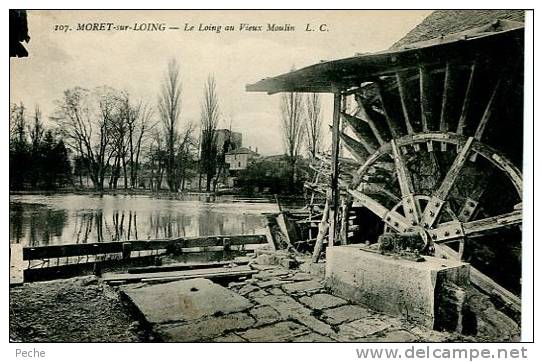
[9,193,282,246]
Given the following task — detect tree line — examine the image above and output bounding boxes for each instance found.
[10,60,325,195]
[10,104,71,190]
[10,59,228,192]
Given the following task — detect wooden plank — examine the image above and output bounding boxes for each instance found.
[276,212,294,248]
[419,65,434,132]
[128,260,250,274]
[463,210,522,237]
[435,244,520,315]
[103,266,257,284]
[264,223,277,251]
[22,235,267,261]
[340,132,370,163]
[340,112,379,153]
[10,244,24,286]
[23,242,124,260]
[456,61,477,135]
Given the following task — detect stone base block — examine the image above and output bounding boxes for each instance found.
[325,245,470,331]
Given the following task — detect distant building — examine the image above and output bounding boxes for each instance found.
[225,147,259,172]
[215,129,242,154]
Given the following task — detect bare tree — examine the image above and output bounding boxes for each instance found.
[53,86,117,191]
[280,91,305,191]
[305,93,322,159]
[147,129,166,191]
[199,75,221,192]
[158,58,182,192]
[120,94,154,189]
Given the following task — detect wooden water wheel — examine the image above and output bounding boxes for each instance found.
[246,21,525,311]
[337,41,524,304]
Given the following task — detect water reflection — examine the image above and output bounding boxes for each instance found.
[9,194,279,246]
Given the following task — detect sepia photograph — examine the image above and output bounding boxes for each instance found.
[9,8,531,347]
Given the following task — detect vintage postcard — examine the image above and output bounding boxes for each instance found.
[9,9,530,348]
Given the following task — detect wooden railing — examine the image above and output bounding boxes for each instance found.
[10,234,270,285]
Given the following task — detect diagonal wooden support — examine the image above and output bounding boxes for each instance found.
[421,137,475,228]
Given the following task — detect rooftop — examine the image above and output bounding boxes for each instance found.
[246,18,524,94]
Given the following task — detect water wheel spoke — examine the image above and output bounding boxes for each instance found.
[395,71,416,135]
[456,60,477,135]
[421,137,475,227]
[340,112,379,153]
[376,81,404,139]
[354,94,390,145]
[390,139,420,224]
[339,132,370,163]
[348,189,411,232]
[463,210,522,238]
[474,77,502,141]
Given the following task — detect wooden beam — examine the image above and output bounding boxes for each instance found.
[390,140,421,224]
[419,65,434,132]
[474,78,502,140]
[340,132,370,163]
[376,81,404,138]
[457,61,477,135]
[354,95,390,145]
[463,210,522,237]
[10,244,24,286]
[348,189,411,233]
[434,244,520,315]
[439,62,456,150]
[421,137,474,227]
[329,91,342,246]
[340,112,379,153]
[103,266,257,284]
[395,72,416,134]
[312,198,330,262]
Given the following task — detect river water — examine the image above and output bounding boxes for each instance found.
[9,194,281,246]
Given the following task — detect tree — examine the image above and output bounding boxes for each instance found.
[122,95,154,189]
[158,59,183,192]
[305,93,322,159]
[9,103,29,190]
[280,90,305,192]
[199,75,221,191]
[53,86,117,191]
[28,106,45,188]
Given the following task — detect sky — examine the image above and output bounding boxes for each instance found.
[10,10,431,156]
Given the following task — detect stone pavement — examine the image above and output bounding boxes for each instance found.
[119,260,472,342]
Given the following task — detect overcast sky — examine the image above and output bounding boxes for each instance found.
[10,10,431,155]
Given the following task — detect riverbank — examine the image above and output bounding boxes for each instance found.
[9,276,145,342]
[11,252,500,343]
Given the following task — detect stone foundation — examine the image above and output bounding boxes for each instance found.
[324,245,470,331]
